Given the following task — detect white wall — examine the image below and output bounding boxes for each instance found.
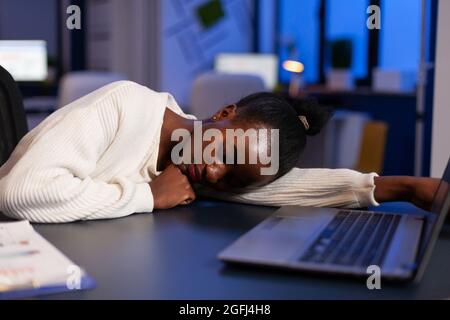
[86,0,160,88]
[109,0,160,89]
[431,0,450,177]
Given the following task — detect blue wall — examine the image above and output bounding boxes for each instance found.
[161,0,255,106]
[0,0,58,58]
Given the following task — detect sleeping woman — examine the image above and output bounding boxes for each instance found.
[0,81,440,223]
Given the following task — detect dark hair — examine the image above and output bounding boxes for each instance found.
[235,92,333,177]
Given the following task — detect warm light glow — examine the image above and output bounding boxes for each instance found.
[283,60,304,73]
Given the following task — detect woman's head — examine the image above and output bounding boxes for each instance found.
[178,92,333,191]
[232,93,332,176]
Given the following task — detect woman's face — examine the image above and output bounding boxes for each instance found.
[177,105,278,191]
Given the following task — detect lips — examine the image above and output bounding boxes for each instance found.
[188,164,202,183]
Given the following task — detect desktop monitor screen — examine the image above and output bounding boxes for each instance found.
[215,54,278,90]
[0,40,48,82]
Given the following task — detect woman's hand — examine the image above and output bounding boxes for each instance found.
[374,176,440,211]
[150,164,196,209]
[409,177,441,211]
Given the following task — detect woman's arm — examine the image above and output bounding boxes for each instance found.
[0,86,155,223]
[198,168,441,211]
[374,176,440,210]
[197,168,379,209]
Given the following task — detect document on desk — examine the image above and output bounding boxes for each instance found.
[0,221,94,299]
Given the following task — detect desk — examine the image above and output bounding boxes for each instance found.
[2,201,450,299]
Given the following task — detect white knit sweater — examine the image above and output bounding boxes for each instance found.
[0,81,379,223]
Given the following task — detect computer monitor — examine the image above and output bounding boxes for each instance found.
[215,53,278,90]
[0,40,48,82]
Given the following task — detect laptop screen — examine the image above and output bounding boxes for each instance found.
[431,166,450,216]
[416,158,450,273]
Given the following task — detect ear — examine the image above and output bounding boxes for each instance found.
[212,104,238,122]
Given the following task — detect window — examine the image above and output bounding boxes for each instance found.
[325,0,369,79]
[379,0,422,74]
[271,0,423,86]
[279,0,321,84]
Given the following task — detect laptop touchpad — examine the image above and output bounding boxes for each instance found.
[225,215,330,262]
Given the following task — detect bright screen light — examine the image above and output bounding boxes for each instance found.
[215,54,278,90]
[0,40,48,82]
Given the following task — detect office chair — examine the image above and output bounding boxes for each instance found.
[58,71,127,107]
[0,66,28,167]
[190,72,266,119]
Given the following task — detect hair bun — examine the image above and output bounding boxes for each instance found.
[284,96,334,136]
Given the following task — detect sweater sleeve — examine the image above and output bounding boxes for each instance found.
[197,168,380,209]
[0,96,154,223]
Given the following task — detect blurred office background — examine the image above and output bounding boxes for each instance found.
[0,0,448,178]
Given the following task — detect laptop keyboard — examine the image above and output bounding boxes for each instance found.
[299,211,401,267]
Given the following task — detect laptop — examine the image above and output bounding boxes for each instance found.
[219,158,450,283]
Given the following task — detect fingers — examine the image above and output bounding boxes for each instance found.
[181,184,196,206]
[180,177,196,205]
[165,164,182,177]
[152,164,196,209]
[167,165,196,206]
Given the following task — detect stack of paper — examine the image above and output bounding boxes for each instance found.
[0,221,94,299]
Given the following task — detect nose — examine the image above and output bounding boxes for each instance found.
[205,163,228,185]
